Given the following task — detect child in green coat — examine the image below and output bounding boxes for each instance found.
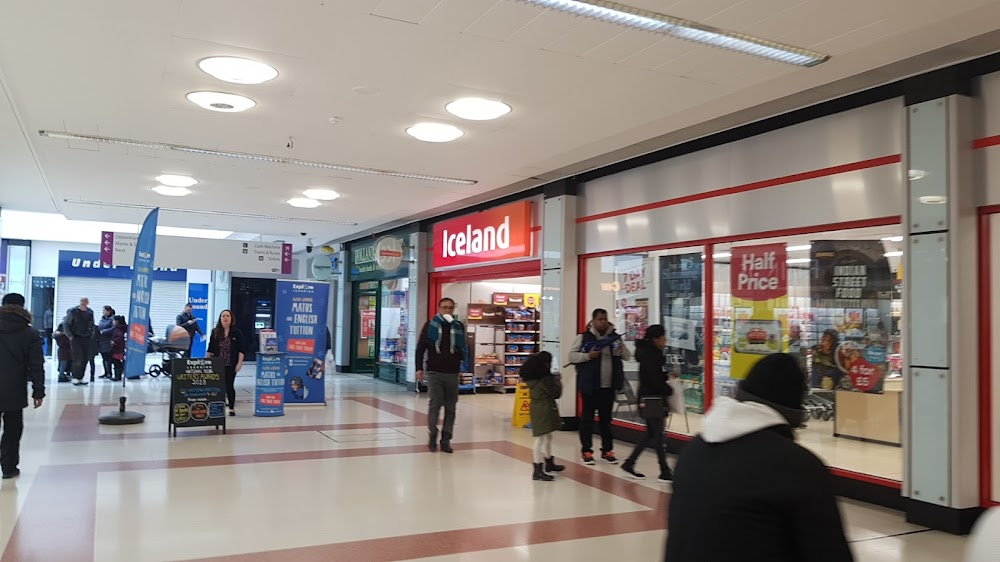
[521,351,564,481]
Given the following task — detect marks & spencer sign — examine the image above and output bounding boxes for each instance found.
[433,201,533,268]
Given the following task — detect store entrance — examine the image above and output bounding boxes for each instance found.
[352,281,378,374]
[436,272,541,394]
[231,277,277,362]
[350,278,411,383]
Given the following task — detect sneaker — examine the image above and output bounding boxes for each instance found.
[621,463,645,480]
[657,472,674,483]
[72,379,87,386]
[2,469,20,480]
[582,452,596,466]
[229,409,236,417]
[601,451,619,465]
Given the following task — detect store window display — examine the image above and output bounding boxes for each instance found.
[583,225,904,481]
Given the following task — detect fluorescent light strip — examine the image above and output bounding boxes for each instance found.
[39,131,477,185]
[62,199,358,226]
[884,251,903,258]
[786,258,811,264]
[517,0,829,67]
[786,244,812,252]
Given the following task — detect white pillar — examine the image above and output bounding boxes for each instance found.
[540,190,579,420]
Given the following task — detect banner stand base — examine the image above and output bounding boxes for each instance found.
[98,397,145,425]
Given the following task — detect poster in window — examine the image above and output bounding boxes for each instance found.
[729,244,788,380]
[809,240,893,394]
[659,253,704,413]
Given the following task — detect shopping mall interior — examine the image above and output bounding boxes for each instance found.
[4,0,1000,560]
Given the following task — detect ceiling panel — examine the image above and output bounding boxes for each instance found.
[544,18,626,57]
[421,0,502,31]
[462,0,543,41]
[506,8,583,50]
[581,30,664,64]
[665,0,747,22]
[371,0,442,24]
[702,0,806,30]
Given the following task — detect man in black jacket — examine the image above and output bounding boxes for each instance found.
[665,353,853,562]
[64,297,95,386]
[176,303,204,358]
[0,293,46,479]
[568,309,631,466]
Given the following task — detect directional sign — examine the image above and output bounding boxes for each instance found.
[102,232,293,275]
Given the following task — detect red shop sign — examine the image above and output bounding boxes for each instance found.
[730,243,788,301]
[433,201,532,268]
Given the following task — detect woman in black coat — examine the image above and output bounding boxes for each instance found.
[621,324,674,483]
[205,310,245,417]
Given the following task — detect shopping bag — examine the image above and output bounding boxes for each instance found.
[667,378,685,414]
[325,350,335,374]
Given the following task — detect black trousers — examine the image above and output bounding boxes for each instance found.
[626,415,669,473]
[101,352,113,376]
[70,337,90,380]
[224,364,237,409]
[579,387,616,454]
[0,410,25,475]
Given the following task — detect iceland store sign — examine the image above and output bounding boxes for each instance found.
[58,251,186,282]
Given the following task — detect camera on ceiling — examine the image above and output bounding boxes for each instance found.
[303,234,314,254]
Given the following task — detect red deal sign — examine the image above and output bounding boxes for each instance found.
[847,358,881,392]
[730,244,788,301]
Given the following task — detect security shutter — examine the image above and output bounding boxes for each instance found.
[55,277,188,336]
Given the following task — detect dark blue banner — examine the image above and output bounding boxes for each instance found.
[255,353,286,416]
[124,209,159,379]
[187,283,209,358]
[58,250,186,281]
[276,280,328,405]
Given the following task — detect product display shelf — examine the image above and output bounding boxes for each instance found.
[498,307,540,393]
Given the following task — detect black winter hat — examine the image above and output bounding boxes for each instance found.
[1,293,25,307]
[737,353,807,427]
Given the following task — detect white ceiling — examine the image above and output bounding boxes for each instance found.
[2,0,1000,249]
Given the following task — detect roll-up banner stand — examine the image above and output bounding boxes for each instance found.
[187,283,209,358]
[275,280,329,405]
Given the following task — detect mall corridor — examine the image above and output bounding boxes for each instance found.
[0,367,969,561]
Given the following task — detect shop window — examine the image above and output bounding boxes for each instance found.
[582,225,904,481]
[583,247,705,436]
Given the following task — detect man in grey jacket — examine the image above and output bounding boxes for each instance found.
[568,309,631,466]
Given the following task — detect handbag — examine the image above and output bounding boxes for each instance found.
[639,397,665,420]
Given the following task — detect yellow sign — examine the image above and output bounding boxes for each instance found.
[512,382,532,427]
[524,293,541,309]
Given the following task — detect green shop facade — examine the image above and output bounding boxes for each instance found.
[346,227,414,384]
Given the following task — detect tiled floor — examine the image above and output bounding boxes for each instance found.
[0,361,965,561]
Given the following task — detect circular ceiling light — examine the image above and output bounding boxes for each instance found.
[445,97,511,121]
[152,185,192,197]
[287,197,322,208]
[154,174,198,188]
[186,91,256,112]
[406,123,464,143]
[198,56,278,85]
[303,189,341,201]
[918,195,948,205]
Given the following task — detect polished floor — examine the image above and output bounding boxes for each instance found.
[0,361,966,561]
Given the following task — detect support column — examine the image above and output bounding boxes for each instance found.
[539,180,579,426]
[406,231,428,391]
[904,89,981,533]
[334,249,351,372]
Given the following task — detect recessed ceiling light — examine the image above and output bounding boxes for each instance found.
[445,98,512,121]
[303,189,341,201]
[352,86,381,96]
[154,174,198,188]
[287,197,322,208]
[152,185,192,197]
[908,169,928,181]
[406,123,464,143]
[786,244,812,252]
[884,251,904,258]
[198,57,278,85]
[186,91,256,112]
[786,258,811,264]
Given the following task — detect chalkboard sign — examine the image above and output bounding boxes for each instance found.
[169,358,227,436]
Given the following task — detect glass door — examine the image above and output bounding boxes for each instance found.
[352,281,378,374]
[376,278,409,384]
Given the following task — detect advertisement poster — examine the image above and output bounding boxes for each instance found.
[187,283,209,358]
[255,353,286,417]
[360,308,376,338]
[124,209,159,380]
[810,241,894,393]
[613,256,651,342]
[730,244,788,380]
[276,280,329,405]
[169,358,226,433]
[659,253,704,412]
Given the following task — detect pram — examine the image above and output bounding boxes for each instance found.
[145,326,191,378]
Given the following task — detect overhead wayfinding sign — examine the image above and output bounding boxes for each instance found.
[102,231,293,275]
